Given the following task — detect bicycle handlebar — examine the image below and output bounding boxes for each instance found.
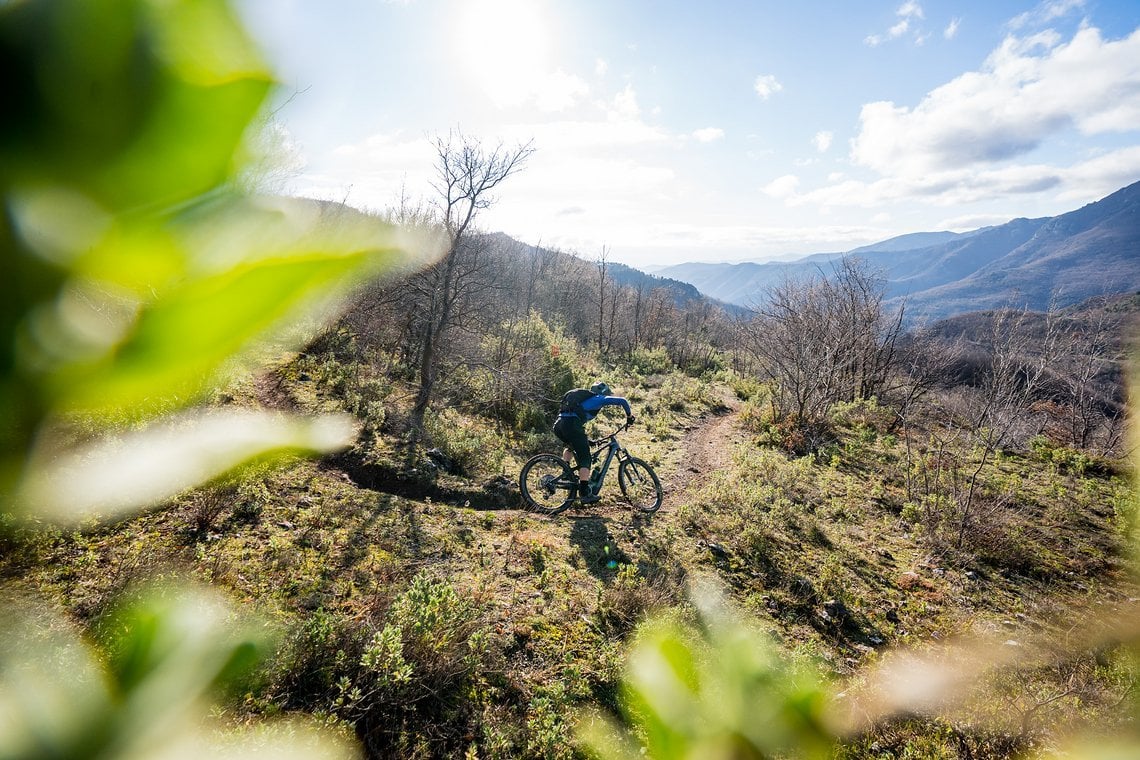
[589,419,633,446]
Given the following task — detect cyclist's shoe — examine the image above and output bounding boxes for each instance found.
[577,483,600,504]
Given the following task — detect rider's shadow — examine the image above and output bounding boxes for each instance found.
[569,517,631,582]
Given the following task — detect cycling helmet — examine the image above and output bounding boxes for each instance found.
[589,381,612,396]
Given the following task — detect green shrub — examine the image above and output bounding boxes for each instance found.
[625,346,673,376]
[341,574,494,757]
[1029,435,1095,476]
[526,692,577,760]
[597,564,676,635]
[272,608,360,708]
[423,408,508,475]
[829,397,895,433]
[728,373,770,403]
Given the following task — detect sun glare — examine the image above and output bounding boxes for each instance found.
[453,0,552,107]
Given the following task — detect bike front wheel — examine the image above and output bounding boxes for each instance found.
[618,457,663,513]
[519,454,575,515]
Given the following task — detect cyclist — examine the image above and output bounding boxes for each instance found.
[553,381,634,503]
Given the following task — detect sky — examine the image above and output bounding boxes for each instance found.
[236,0,1140,268]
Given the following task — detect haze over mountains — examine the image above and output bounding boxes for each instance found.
[653,180,1140,322]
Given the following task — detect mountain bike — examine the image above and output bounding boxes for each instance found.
[518,423,663,515]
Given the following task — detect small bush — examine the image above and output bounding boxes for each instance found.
[345,574,494,757]
[596,564,677,635]
[657,375,716,413]
[829,397,895,433]
[184,485,237,538]
[423,409,508,475]
[625,347,673,376]
[728,374,770,403]
[270,608,362,708]
[1029,435,1095,476]
[764,415,834,457]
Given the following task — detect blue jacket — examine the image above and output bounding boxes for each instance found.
[559,392,632,421]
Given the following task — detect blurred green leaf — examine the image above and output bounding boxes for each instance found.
[0,0,271,209]
[18,408,358,523]
[0,0,433,758]
[1,0,444,515]
[52,197,430,415]
[580,577,836,760]
[0,586,359,760]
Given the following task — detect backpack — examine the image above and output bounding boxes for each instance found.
[559,388,595,418]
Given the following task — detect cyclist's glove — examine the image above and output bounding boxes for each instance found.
[626,415,636,426]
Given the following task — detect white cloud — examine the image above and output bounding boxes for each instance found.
[898,1,924,19]
[769,144,1140,216]
[813,130,834,152]
[692,127,725,143]
[850,26,1140,177]
[889,19,910,39]
[472,112,687,254]
[763,174,800,199]
[1009,0,1087,31]
[944,18,961,39]
[1052,145,1140,202]
[595,58,608,77]
[754,74,783,99]
[865,1,927,47]
[937,212,1016,230]
[611,84,641,120]
[535,69,590,112]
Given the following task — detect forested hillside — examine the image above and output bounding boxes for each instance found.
[3,3,1140,760]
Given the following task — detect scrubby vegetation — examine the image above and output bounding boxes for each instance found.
[5,269,1137,758]
[3,2,1140,759]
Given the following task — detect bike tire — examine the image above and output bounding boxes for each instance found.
[519,454,575,515]
[618,457,663,513]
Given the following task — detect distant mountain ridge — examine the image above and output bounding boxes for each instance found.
[655,180,1140,322]
[606,261,704,304]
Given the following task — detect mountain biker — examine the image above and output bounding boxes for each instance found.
[553,381,634,503]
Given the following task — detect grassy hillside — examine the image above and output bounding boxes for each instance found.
[4,333,1136,758]
[7,3,1135,758]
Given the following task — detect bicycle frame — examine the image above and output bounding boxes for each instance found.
[587,429,633,492]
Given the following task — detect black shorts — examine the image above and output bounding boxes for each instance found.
[553,416,591,470]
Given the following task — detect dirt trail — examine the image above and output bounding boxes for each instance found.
[663,394,748,502]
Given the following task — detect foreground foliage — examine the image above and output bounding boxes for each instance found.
[2,1,1139,760]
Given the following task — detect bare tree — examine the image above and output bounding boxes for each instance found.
[1051,303,1127,452]
[922,307,1061,551]
[409,130,533,432]
[591,246,623,357]
[743,257,903,451]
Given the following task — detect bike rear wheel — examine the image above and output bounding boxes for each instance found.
[519,454,576,515]
[618,457,663,513]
